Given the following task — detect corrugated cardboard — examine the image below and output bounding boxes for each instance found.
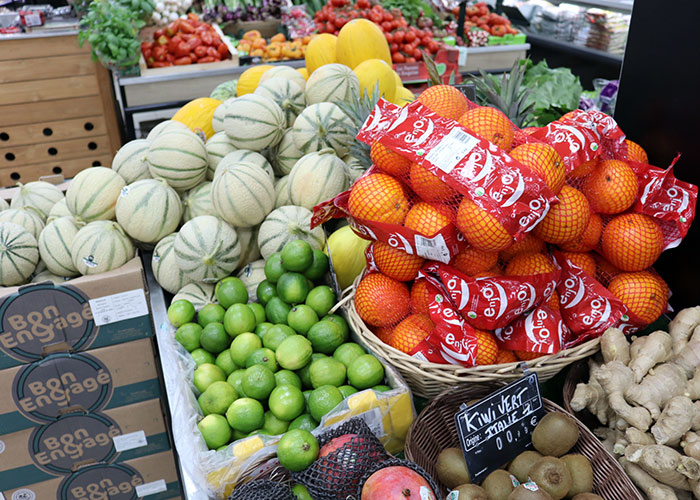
[0,399,172,491]
[0,338,162,436]
[0,257,155,370]
[1,450,182,499]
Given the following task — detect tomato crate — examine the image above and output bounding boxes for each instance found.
[393,48,461,85]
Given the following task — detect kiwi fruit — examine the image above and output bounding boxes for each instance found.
[508,450,543,483]
[531,413,580,457]
[508,483,554,499]
[450,484,488,500]
[561,454,593,498]
[528,457,573,500]
[571,495,603,500]
[437,447,471,488]
[482,469,517,499]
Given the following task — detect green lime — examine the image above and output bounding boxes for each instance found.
[308,385,344,422]
[287,305,319,335]
[168,299,195,327]
[269,385,305,421]
[242,364,276,400]
[277,429,319,472]
[347,354,385,389]
[216,277,248,308]
[193,363,226,393]
[281,240,314,272]
[200,322,229,354]
[246,347,278,372]
[265,253,285,283]
[276,335,313,370]
[309,357,346,388]
[198,414,231,449]
[303,390,311,413]
[277,272,310,304]
[198,381,238,415]
[227,369,246,396]
[333,342,366,368]
[323,314,349,338]
[303,249,330,282]
[198,304,225,327]
[257,280,278,305]
[255,322,274,339]
[191,348,215,367]
[263,324,296,350]
[338,385,358,399]
[266,297,293,324]
[288,414,318,433]
[216,444,228,451]
[215,349,238,376]
[372,384,391,392]
[296,353,326,389]
[226,398,265,432]
[292,483,314,500]
[175,323,202,352]
[263,410,290,435]
[229,333,263,367]
[275,370,302,390]
[224,303,257,337]
[307,320,347,354]
[306,278,315,292]
[248,303,266,324]
[305,286,336,317]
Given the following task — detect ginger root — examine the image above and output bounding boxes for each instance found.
[669,306,700,356]
[674,340,700,379]
[625,444,700,490]
[601,327,631,365]
[570,359,610,424]
[626,363,688,420]
[622,457,681,500]
[652,396,696,447]
[596,361,652,431]
[626,427,656,446]
[682,432,700,460]
[684,366,700,400]
[629,330,674,382]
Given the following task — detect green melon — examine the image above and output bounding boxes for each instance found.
[70,221,135,275]
[213,150,274,184]
[31,270,70,285]
[257,205,325,259]
[47,199,71,223]
[259,65,307,91]
[305,63,361,105]
[115,179,182,243]
[38,216,80,277]
[236,224,261,271]
[224,94,285,151]
[112,139,152,184]
[212,98,235,134]
[10,181,64,220]
[0,208,45,240]
[269,129,304,176]
[172,282,216,311]
[0,222,39,286]
[182,182,216,222]
[146,120,191,142]
[292,102,353,156]
[65,167,126,222]
[254,78,305,128]
[205,132,237,180]
[288,149,349,210]
[210,80,238,101]
[147,129,209,191]
[237,259,266,300]
[152,233,194,294]
[212,164,275,228]
[274,176,292,209]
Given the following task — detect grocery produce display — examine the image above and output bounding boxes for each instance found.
[233,30,311,61]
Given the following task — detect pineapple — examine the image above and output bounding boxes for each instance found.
[335,85,382,173]
[470,59,535,128]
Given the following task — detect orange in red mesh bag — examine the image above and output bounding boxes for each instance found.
[494,304,571,356]
[366,240,424,282]
[608,270,669,328]
[355,272,411,327]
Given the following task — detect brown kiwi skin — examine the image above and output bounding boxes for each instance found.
[528,457,573,500]
[508,484,554,499]
[531,413,580,457]
[561,454,593,498]
[481,469,517,499]
[437,447,471,489]
[451,484,488,500]
[571,495,603,500]
[508,450,543,483]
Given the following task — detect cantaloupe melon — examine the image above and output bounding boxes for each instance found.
[147,128,208,191]
[174,215,241,283]
[115,179,182,243]
[224,94,285,152]
[152,233,194,294]
[258,65,307,91]
[70,221,134,275]
[0,208,45,240]
[342,153,366,183]
[112,139,152,184]
[305,63,361,105]
[237,259,265,300]
[205,131,236,179]
[182,182,216,222]
[66,167,126,222]
[38,216,80,277]
[288,149,349,210]
[0,198,9,212]
[214,150,274,184]
[212,164,275,228]
[269,129,304,176]
[236,225,261,270]
[10,181,64,220]
[254,78,305,128]
[292,103,353,156]
[212,98,235,134]
[172,282,216,311]
[0,222,39,286]
[258,205,325,259]
[146,120,191,142]
[47,199,71,223]
[274,176,292,208]
[31,270,70,285]
[210,80,238,101]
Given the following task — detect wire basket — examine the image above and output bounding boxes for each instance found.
[404,384,643,499]
[343,280,602,399]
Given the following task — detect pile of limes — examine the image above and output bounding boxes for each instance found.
[168,239,387,471]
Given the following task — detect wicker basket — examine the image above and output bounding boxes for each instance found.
[563,359,590,414]
[343,282,601,399]
[404,384,643,499]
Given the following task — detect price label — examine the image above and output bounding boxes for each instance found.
[454,373,544,484]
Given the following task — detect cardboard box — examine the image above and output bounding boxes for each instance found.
[394,48,462,84]
[0,338,162,435]
[0,257,154,370]
[1,450,182,499]
[0,399,171,491]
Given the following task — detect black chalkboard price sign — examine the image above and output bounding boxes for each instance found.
[454,373,545,484]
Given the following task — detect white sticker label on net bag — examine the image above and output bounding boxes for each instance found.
[414,234,451,263]
[424,128,479,174]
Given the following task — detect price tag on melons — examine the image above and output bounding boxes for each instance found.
[454,372,545,484]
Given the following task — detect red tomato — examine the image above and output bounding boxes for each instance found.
[381,21,393,31]
[174,56,192,65]
[151,61,171,67]
[201,31,214,45]
[206,46,218,58]
[421,36,432,46]
[391,20,399,29]
[198,56,216,63]
[153,45,167,61]
[174,41,191,57]
[194,45,208,58]
[316,11,326,21]
[413,49,422,60]
[404,31,415,43]
[336,16,348,28]
[390,42,399,53]
[326,22,335,32]
[187,12,200,22]
[385,32,393,43]
[428,40,439,53]
[406,56,416,62]
[356,0,370,8]
[370,12,382,23]
[143,48,152,59]
[393,31,405,43]
[399,19,408,27]
[166,53,175,62]
[165,20,179,37]
[382,12,393,22]
[179,21,195,34]
[168,35,182,53]
[217,43,229,58]
[156,35,169,46]
[141,41,154,51]
[392,52,405,63]
[187,36,202,50]
[154,28,165,39]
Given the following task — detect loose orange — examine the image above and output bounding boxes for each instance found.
[505,252,556,276]
[533,185,591,244]
[458,107,515,151]
[500,233,546,262]
[601,214,663,271]
[388,313,434,354]
[410,280,431,314]
[417,84,469,120]
[355,272,410,327]
[371,142,411,178]
[456,198,513,252]
[581,160,638,214]
[404,201,452,236]
[474,329,499,365]
[495,350,518,363]
[558,213,602,252]
[348,173,410,225]
[452,247,499,276]
[372,241,424,281]
[559,251,596,276]
[625,139,649,163]
[409,162,458,202]
[568,158,598,179]
[608,271,667,324]
[509,143,565,194]
[515,351,545,361]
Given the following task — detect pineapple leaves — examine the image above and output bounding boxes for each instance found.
[335,84,381,170]
[423,51,442,87]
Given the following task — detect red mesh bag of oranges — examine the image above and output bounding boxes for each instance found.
[494,303,571,357]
